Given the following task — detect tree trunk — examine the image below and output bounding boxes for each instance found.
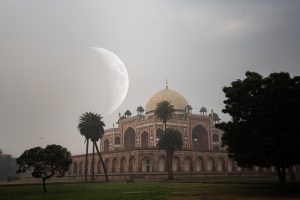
[42,178,47,193]
[167,150,174,180]
[91,142,95,181]
[94,141,109,182]
[85,138,89,182]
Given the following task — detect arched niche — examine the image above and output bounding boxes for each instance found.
[172,156,180,172]
[158,156,167,172]
[141,131,149,148]
[183,157,193,172]
[104,139,110,152]
[129,157,135,173]
[195,157,205,172]
[141,157,152,172]
[112,158,117,173]
[73,162,78,174]
[115,136,121,145]
[79,161,83,174]
[124,127,136,150]
[120,157,126,173]
[207,157,215,172]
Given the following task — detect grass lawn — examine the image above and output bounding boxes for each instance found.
[0,182,299,200]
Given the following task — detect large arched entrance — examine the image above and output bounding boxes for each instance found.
[192,124,208,151]
[124,127,135,150]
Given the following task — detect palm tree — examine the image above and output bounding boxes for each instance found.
[124,110,132,117]
[155,100,175,131]
[78,112,109,182]
[136,106,144,115]
[157,128,183,180]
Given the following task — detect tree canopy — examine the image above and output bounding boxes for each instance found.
[77,112,108,182]
[155,100,175,130]
[16,144,72,192]
[217,71,300,192]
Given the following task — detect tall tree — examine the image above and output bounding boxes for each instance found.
[157,128,183,180]
[78,112,91,181]
[155,100,175,131]
[217,71,300,193]
[78,112,109,182]
[16,145,72,193]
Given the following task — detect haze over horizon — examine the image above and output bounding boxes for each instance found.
[1,0,300,157]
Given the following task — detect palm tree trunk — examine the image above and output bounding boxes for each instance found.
[94,141,109,182]
[91,142,95,181]
[166,150,174,180]
[84,138,89,182]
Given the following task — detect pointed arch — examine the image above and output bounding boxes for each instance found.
[79,161,83,174]
[112,158,117,173]
[141,131,149,148]
[141,157,152,172]
[105,159,110,173]
[195,157,205,172]
[104,139,110,152]
[172,156,180,172]
[114,136,121,145]
[207,157,215,172]
[183,156,193,172]
[212,134,219,142]
[124,127,135,149]
[158,156,167,172]
[129,157,135,173]
[192,124,208,151]
[73,162,78,174]
[120,157,126,173]
[217,157,225,172]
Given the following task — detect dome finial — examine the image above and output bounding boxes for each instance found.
[166,79,168,89]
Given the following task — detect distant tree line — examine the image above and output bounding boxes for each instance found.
[0,149,17,180]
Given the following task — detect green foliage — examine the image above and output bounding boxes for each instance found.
[16,145,72,178]
[217,71,300,192]
[157,128,183,152]
[155,100,175,130]
[78,112,105,142]
[77,112,108,182]
[16,145,72,192]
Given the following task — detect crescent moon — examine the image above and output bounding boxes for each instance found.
[91,47,129,114]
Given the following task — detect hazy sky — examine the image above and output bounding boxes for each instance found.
[1,0,300,157]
